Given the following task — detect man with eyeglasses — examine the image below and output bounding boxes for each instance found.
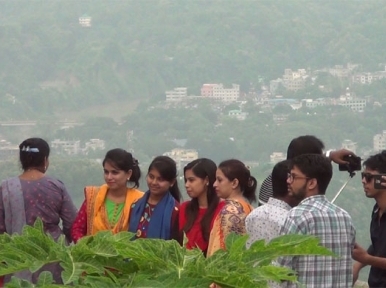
[352,151,386,288]
[278,154,355,288]
[258,135,356,206]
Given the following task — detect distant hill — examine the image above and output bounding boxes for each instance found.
[1,1,386,119]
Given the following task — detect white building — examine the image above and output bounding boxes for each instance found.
[165,87,188,102]
[282,69,308,91]
[228,110,248,121]
[84,139,105,153]
[79,14,92,27]
[201,83,240,103]
[163,148,198,170]
[373,131,386,152]
[51,139,81,155]
[338,97,366,112]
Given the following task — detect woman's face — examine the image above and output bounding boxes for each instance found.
[103,161,132,191]
[184,169,208,199]
[147,168,175,196]
[213,168,234,199]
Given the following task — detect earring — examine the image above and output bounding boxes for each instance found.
[206,183,209,186]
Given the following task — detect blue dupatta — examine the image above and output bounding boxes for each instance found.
[129,191,175,240]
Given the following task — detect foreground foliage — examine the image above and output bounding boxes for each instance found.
[0,219,333,287]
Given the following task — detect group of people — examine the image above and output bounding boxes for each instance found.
[0,136,385,287]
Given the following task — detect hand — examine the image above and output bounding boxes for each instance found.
[352,243,370,264]
[329,149,356,165]
[209,283,221,288]
[352,261,365,286]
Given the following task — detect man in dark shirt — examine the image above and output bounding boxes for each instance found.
[352,151,386,288]
[258,135,356,205]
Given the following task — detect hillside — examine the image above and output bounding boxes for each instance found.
[1,1,386,118]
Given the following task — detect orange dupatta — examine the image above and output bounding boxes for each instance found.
[85,184,144,235]
[207,199,253,257]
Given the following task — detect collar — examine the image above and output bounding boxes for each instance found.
[299,195,327,205]
[267,197,291,211]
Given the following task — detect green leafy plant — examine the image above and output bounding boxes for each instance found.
[0,219,333,287]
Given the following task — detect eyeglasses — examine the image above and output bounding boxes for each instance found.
[361,172,376,183]
[287,172,310,184]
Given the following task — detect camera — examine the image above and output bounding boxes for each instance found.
[338,155,362,174]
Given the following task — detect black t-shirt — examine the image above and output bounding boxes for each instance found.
[368,204,386,288]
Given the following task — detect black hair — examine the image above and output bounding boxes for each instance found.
[272,160,290,198]
[103,148,141,188]
[19,138,50,172]
[289,154,332,195]
[286,135,325,160]
[218,159,257,203]
[148,156,182,202]
[183,158,220,243]
[363,150,386,174]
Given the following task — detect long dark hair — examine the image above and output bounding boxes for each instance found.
[148,156,181,202]
[218,159,257,203]
[103,148,141,188]
[183,158,219,242]
[19,138,50,172]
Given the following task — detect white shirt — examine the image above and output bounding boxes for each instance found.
[245,197,291,248]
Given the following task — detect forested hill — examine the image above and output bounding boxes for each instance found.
[1,1,386,118]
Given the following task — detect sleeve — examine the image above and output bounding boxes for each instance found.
[367,244,375,256]
[220,203,247,241]
[258,174,273,205]
[0,186,5,234]
[277,212,309,269]
[71,200,88,243]
[59,185,78,242]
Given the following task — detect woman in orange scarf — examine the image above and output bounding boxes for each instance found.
[71,149,143,242]
[207,159,257,257]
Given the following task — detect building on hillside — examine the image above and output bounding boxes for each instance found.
[163,148,198,170]
[352,69,386,84]
[51,139,81,155]
[373,131,386,152]
[282,69,308,91]
[270,152,286,164]
[341,139,357,154]
[79,14,92,27]
[228,110,248,121]
[165,87,188,102]
[201,83,240,103]
[338,97,366,112]
[83,139,105,154]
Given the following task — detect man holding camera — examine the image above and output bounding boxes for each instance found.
[278,154,355,288]
[352,151,386,288]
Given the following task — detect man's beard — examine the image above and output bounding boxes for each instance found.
[292,183,307,201]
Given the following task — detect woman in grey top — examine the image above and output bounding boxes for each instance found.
[0,137,77,284]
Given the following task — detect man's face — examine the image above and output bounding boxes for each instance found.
[287,166,309,202]
[362,168,383,199]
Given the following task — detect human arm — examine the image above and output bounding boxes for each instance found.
[71,200,88,243]
[59,185,78,242]
[352,243,386,270]
[327,149,356,165]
